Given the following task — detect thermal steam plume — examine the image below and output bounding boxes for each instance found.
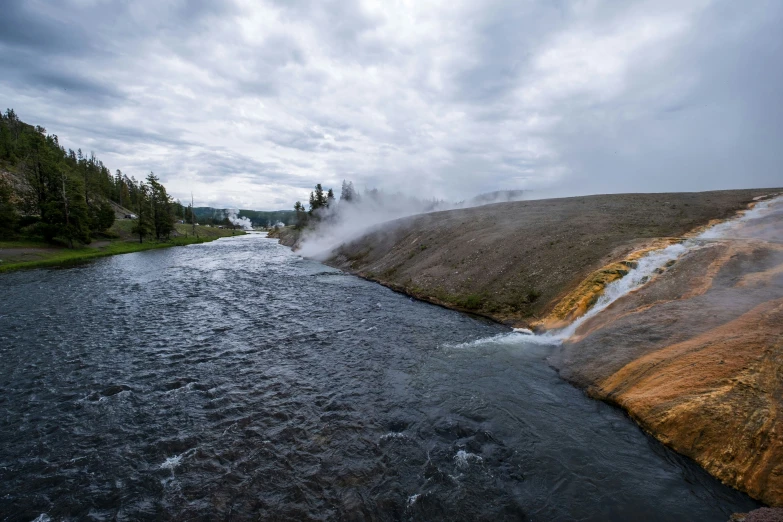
[295,184,528,259]
[225,209,253,230]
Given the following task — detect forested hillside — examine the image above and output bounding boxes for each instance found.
[192,207,295,227]
[0,109,188,246]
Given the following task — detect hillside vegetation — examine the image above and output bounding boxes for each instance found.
[0,108,195,247]
[0,109,243,272]
[192,207,295,228]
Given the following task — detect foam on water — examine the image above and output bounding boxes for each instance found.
[446,331,558,349]
[454,450,483,469]
[380,432,408,441]
[160,454,183,470]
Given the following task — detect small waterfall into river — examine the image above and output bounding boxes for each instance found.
[459,195,783,347]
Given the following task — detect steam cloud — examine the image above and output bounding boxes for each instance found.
[226,209,254,230]
[296,189,528,259]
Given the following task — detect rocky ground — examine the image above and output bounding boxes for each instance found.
[266,225,300,247]
[550,197,783,506]
[325,189,777,327]
[732,507,783,522]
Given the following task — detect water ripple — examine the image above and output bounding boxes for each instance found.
[0,235,760,521]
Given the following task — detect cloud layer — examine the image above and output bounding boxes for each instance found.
[1,0,781,209]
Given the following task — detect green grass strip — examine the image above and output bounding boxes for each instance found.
[0,234,243,273]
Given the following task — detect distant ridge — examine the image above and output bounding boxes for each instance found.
[193,207,295,227]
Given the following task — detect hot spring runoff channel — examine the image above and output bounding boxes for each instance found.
[0,234,760,521]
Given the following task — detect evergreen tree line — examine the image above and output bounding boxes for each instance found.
[0,109,186,245]
[190,208,295,228]
[293,183,340,229]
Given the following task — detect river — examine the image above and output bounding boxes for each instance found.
[0,234,760,521]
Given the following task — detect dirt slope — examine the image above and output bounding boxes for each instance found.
[326,189,777,327]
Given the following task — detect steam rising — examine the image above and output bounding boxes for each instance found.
[226,209,253,230]
[297,189,527,259]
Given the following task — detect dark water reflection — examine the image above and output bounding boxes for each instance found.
[0,234,759,520]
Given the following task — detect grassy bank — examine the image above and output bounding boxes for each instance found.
[0,221,245,273]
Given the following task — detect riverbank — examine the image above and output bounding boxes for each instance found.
[0,222,244,273]
[270,188,783,507]
[266,225,300,247]
[324,189,778,328]
[0,225,763,520]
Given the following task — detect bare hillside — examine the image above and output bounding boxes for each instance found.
[326,189,780,326]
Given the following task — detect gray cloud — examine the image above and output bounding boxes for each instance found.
[0,0,781,210]
[0,1,92,53]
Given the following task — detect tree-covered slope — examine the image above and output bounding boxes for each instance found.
[192,207,295,227]
[0,108,187,245]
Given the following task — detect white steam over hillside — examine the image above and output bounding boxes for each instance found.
[295,182,527,259]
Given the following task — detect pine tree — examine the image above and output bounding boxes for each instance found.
[0,174,17,238]
[91,200,115,231]
[114,170,123,204]
[340,180,359,204]
[326,188,335,208]
[0,113,12,161]
[294,201,308,229]
[339,180,347,201]
[131,184,153,243]
[146,172,174,239]
[5,109,20,147]
[309,183,331,214]
[120,182,131,210]
[41,172,90,248]
[316,184,327,208]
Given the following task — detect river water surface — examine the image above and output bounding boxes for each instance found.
[0,234,760,520]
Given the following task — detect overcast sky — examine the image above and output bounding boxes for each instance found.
[1,0,781,209]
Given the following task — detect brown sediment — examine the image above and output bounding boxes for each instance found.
[533,238,681,330]
[550,198,783,506]
[267,226,301,248]
[731,507,783,521]
[596,299,783,506]
[737,243,783,288]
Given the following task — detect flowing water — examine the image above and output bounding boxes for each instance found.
[518,195,783,344]
[0,234,761,521]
